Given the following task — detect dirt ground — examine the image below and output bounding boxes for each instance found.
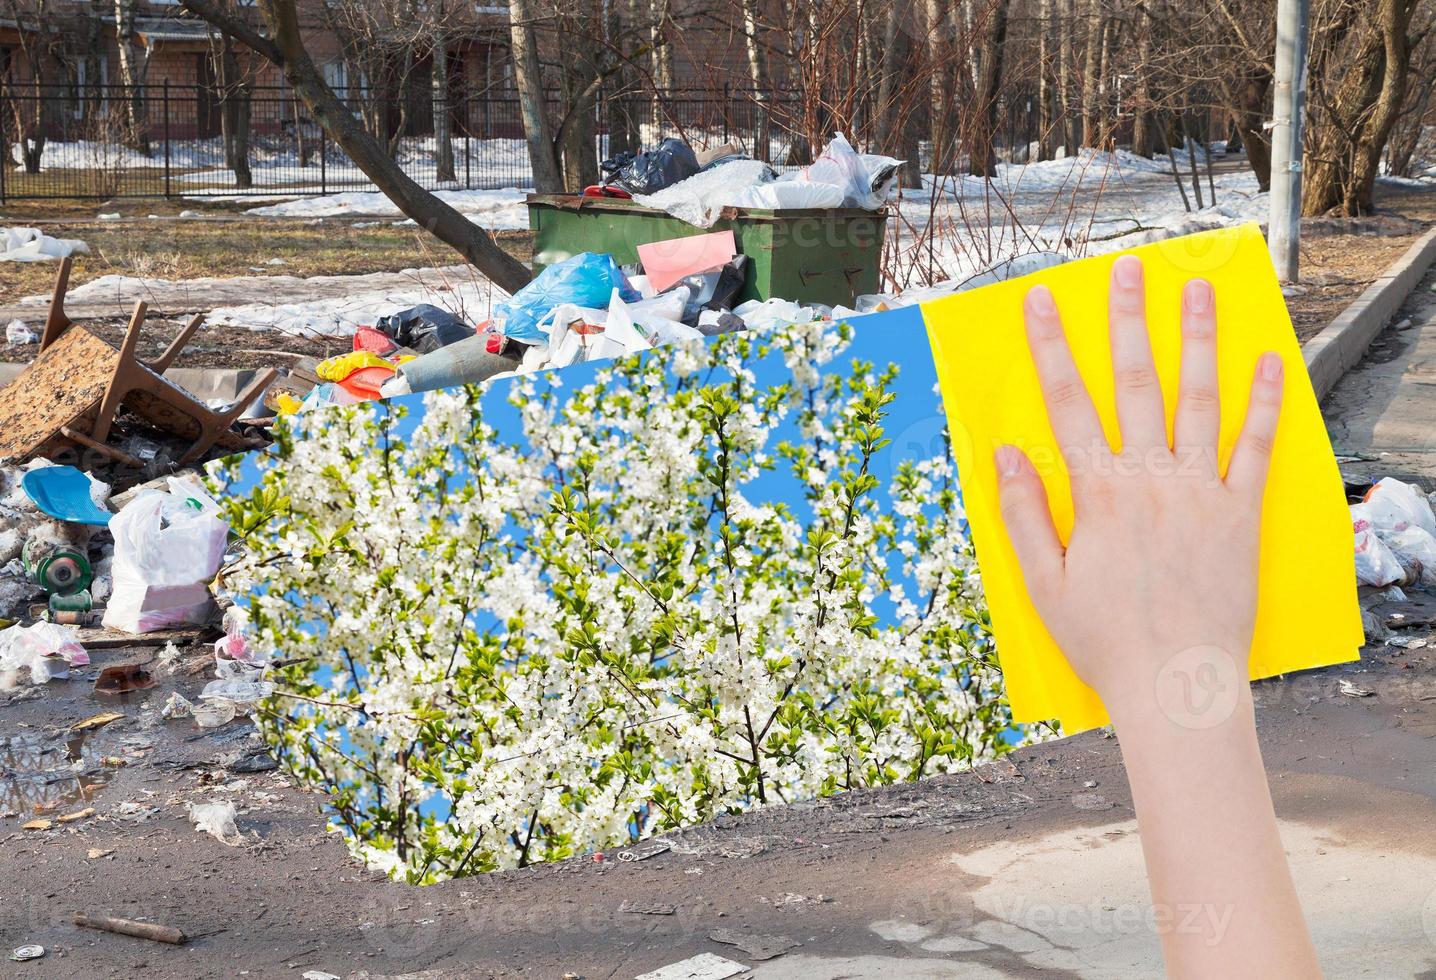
[1286,224,1426,342]
[2,314,350,372]
[1282,182,1436,341]
[1,614,1431,980]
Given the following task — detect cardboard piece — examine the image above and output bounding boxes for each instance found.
[922,223,1362,732]
[637,230,737,293]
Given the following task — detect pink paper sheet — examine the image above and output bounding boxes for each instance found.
[637,230,737,293]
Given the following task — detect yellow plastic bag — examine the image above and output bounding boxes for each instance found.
[316,351,401,383]
[923,224,1362,732]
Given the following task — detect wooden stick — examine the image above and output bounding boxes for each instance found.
[73,913,186,945]
[92,300,148,445]
[41,255,73,352]
[150,313,206,374]
[59,426,146,469]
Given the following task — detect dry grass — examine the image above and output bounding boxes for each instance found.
[1286,233,1421,341]
[0,210,532,304]
[1282,182,1436,342]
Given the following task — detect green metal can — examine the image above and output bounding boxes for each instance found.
[526,195,888,309]
[20,538,92,596]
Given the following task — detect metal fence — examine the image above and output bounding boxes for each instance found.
[0,81,801,201]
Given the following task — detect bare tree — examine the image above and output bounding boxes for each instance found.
[1,0,63,173]
[113,0,152,154]
[1303,0,1425,215]
[1080,0,1103,146]
[182,0,531,291]
[509,0,564,191]
[431,30,455,183]
[739,0,772,161]
[205,11,259,190]
[967,0,1012,177]
[1129,1,1155,158]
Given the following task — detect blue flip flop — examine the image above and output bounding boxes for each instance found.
[21,466,114,526]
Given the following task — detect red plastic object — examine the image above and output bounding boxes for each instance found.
[353,325,398,355]
[582,184,632,200]
[336,365,396,400]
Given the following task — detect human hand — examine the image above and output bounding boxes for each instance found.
[993,254,1285,727]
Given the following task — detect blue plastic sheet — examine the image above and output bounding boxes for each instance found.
[496,253,641,342]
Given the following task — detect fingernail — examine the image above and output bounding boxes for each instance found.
[1259,352,1283,381]
[995,445,1023,477]
[1026,286,1057,318]
[1113,255,1142,289]
[1183,279,1213,315]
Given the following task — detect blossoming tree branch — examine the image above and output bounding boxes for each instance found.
[211,321,1046,882]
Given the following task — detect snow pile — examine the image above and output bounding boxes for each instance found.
[1,227,90,263]
[10,139,228,171]
[182,137,535,198]
[244,187,529,229]
[206,276,508,338]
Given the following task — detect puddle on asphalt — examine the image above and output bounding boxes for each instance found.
[0,729,112,816]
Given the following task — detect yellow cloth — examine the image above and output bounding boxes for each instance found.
[923,223,1362,732]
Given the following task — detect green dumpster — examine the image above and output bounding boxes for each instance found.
[526,194,887,308]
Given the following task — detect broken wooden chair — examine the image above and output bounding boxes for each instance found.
[0,257,276,467]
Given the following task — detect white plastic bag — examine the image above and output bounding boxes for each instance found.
[603,294,656,354]
[0,621,89,684]
[0,226,90,263]
[632,160,774,228]
[6,319,36,345]
[189,800,242,846]
[1361,478,1436,536]
[1380,525,1436,585]
[800,134,902,210]
[102,489,229,633]
[732,298,820,332]
[726,181,845,210]
[1353,505,1406,587]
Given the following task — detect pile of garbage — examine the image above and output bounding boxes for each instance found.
[284,135,1067,410]
[0,462,233,687]
[1352,477,1436,589]
[594,133,902,227]
[1351,476,1436,644]
[161,607,275,729]
[380,250,833,398]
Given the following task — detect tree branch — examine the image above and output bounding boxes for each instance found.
[183,0,532,293]
[179,0,282,64]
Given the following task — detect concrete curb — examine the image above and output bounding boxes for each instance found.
[1304,225,1436,402]
[0,361,265,404]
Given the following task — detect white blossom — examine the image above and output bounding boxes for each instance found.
[209,322,1050,883]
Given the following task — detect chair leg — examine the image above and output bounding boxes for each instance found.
[150,313,205,374]
[40,255,74,352]
[176,368,278,466]
[92,301,148,445]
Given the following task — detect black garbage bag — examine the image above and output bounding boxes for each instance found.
[603,138,701,196]
[697,311,746,337]
[600,152,635,181]
[677,256,750,325]
[374,304,475,355]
